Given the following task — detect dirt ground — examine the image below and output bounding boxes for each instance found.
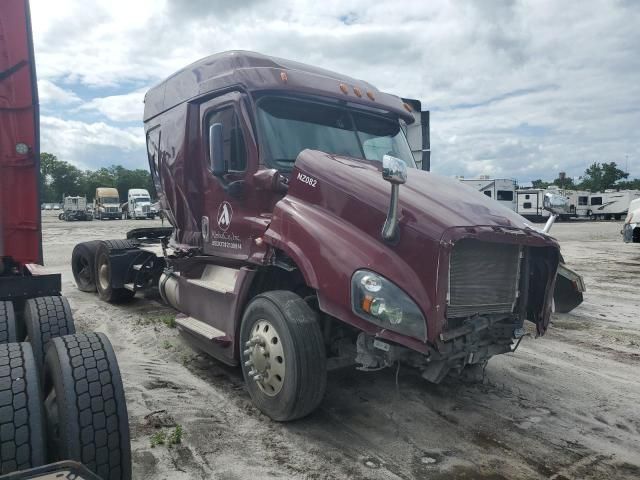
[42,212,640,480]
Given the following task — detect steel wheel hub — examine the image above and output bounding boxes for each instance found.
[243,319,285,396]
[98,261,109,290]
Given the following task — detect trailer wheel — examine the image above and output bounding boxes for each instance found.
[58,212,64,220]
[240,291,326,421]
[43,333,131,480]
[95,242,135,303]
[0,342,46,475]
[0,301,17,344]
[72,241,102,292]
[24,296,76,369]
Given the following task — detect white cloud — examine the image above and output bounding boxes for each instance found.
[38,79,81,105]
[40,116,145,170]
[29,0,640,181]
[78,89,147,123]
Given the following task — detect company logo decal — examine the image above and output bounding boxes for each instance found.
[217,201,233,231]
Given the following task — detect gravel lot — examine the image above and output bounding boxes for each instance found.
[42,212,640,480]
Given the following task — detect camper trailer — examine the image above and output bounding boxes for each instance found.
[517,189,549,221]
[573,191,591,218]
[458,177,517,211]
[588,190,640,220]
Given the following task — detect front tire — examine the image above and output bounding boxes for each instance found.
[240,291,326,421]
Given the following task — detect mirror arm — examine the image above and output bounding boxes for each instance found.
[381,183,401,243]
[542,213,558,234]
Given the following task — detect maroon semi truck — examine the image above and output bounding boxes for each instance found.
[0,1,130,478]
[72,51,584,421]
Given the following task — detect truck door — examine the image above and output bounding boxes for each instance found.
[198,92,266,261]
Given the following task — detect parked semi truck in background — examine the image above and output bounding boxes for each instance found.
[59,195,92,221]
[124,188,155,219]
[94,187,121,220]
[0,1,131,478]
[71,51,585,422]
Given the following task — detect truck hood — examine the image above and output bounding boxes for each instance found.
[293,150,533,241]
[266,149,559,349]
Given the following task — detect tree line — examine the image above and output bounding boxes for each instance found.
[531,162,639,192]
[40,152,155,203]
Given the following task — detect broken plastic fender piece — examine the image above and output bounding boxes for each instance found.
[553,263,585,314]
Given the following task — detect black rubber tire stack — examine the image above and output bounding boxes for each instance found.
[24,296,76,369]
[43,332,131,480]
[71,241,102,292]
[0,342,46,474]
[0,301,18,344]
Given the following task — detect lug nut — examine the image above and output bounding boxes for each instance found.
[244,360,253,367]
[253,374,264,382]
[243,348,252,357]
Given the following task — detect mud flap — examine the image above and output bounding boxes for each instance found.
[554,263,585,314]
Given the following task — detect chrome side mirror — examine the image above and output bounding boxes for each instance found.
[543,192,568,215]
[381,155,407,243]
[382,155,407,185]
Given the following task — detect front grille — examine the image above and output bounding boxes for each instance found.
[108,207,118,213]
[142,205,150,213]
[447,239,521,318]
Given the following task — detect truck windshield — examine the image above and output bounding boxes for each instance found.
[103,197,119,204]
[256,96,415,170]
[134,197,150,203]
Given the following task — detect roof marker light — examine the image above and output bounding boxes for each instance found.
[339,83,348,94]
[403,102,412,112]
[280,71,288,83]
[366,91,375,101]
[353,87,362,97]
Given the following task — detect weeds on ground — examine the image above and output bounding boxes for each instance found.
[150,425,183,448]
[162,340,173,349]
[137,312,176,328]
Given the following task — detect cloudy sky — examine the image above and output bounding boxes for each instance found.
[31,0,639,182]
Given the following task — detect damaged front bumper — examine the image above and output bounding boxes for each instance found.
[554,263,585,314]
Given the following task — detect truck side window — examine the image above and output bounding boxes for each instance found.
[578,196,588,205]
[207,108,247,172]
[590,197,602,205]
[497,190,513,201]
[484,191,492,198]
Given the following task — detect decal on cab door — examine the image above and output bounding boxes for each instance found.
[297,172,317,187]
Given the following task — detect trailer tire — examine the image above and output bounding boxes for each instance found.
[24,296,76,369]
[42,333,131,480]
[240,290,326,422]
[72,241,102,292]
[58,213,64,220]
[95,242,135,303]
[0,301,17,344]
[0,342,46,475]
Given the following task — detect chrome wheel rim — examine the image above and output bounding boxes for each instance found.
[243,320,285,396]
[98,260,109,291]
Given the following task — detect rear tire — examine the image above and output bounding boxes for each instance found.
[58,213,64,220]
[0,342,46,474]
[95,241,135,303]
[72,241,102,292]
[24,296,76,369]
[0,301,17,344]
[43,333,131,480]
[239,291,326,421]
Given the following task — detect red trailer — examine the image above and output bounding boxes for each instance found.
[0,2,131,478]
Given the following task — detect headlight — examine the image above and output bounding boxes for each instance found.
[351,270,426,339]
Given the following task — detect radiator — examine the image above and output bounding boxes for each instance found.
[447,239,521,318]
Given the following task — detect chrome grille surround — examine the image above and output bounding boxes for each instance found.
[447,239,521,319]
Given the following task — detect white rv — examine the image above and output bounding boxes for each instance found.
[125,188,155,219]
[588,190,640,220]
[458,177,517,211]
[516,189,549,220]
[622,197,640,243]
